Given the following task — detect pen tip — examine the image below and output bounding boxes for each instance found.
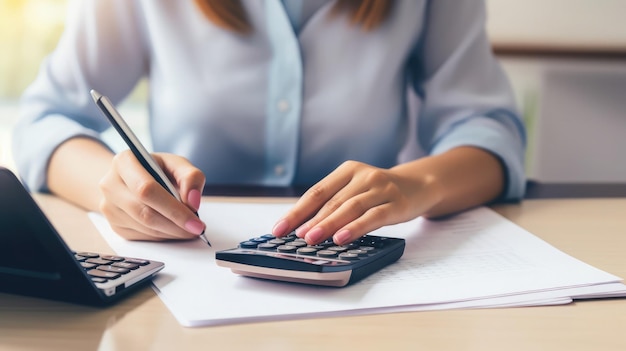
[90,89,101,101]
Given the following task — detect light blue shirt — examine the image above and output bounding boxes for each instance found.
[13,0,526,199]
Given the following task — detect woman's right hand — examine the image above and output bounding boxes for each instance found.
[98,150,206,241]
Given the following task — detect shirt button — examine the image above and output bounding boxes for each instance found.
[274,165,285,176]
[277,100,290,113]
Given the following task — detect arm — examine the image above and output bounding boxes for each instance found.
[14,0,206,240]
[392,146,505,218]
[271,0,525,245]
[13,0,148,194]
[272,146,503,246]
[47,137,114,212]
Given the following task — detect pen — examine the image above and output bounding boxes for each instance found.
[90,89,211,247]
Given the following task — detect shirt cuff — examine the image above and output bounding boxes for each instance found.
[429,115,526,201]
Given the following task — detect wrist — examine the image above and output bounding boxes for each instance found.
[391,159,445,217]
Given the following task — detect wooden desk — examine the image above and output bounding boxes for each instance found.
[1,195,626,351]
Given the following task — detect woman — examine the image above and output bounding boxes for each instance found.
[13,0,526,245]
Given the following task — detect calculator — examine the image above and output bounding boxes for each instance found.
[215,232,405,287]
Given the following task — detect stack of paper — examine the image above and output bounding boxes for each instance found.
[89,202,626,327]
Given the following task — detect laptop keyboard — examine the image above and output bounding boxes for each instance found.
[74,251,150,283]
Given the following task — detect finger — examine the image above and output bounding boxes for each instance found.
[108,221,179,242]
[272,164,353,237]
[101,201,184,241]
[154,153,205,211]
[113,152,205,236]
[331,203,398,245]
[100,186,199,240]
[301,190,388,245]
[298,177,371,237]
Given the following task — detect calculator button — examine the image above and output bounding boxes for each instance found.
[358,246,375,251]
[338,253,360,260]
[91,277,107,283]
[75,255,87,261]
[296,247,318,255]
[276,245,297,253]
[268,239,286,245]
[317,250,338,258]
[288,240,307,247]
[328,246,348,252]
[258,243,278,250]
[347,249,369,257]
[239,241,259,249]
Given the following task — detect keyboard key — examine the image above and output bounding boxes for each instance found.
[80,262,97,269]
[124,258,149,265]
[97,265,131,274]
[87,269,120,279]
[86,258,113,265]
[76,252,100,258]
[112,262,140,270]
[100,255,125,262]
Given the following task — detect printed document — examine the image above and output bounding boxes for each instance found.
[89,202,625,327]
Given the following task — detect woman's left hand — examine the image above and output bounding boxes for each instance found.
[271,160,442,245]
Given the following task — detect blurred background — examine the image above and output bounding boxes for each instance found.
[1,0,626,182]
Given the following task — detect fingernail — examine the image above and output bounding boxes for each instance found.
[188,189,202,211]
[272,219,289,237]
[295,223,310,238]
[305,227,324,244]
[334,229,352,245]
[185,219,205,235]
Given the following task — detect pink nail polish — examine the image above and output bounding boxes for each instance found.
[187,189,202,211]
[272,219,289,236]
[305,227,324,244]
[334,229,351,245]
[295,223,310,238]
[185,219,205,235]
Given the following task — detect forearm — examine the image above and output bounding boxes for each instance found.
[47,137,114,211]
[393,146,505,218]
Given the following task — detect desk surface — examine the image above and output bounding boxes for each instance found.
[2,195,626,351]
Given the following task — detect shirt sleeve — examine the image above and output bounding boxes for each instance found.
[410,0,527,200]
[12,0,148,192]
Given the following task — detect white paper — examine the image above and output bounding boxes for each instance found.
[88,203,625,327]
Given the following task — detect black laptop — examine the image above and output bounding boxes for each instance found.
[0,167,164,306]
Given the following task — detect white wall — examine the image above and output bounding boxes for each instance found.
[501,57,626,183]
[486,0,626,52]
[486,1,626,182]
